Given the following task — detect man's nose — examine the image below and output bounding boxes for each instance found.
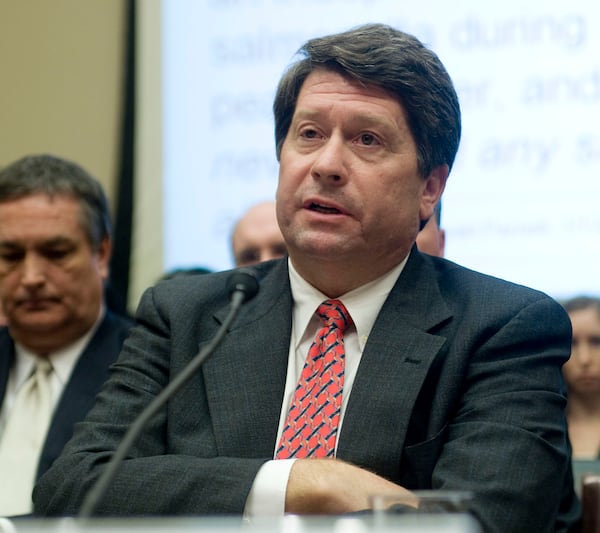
[310,136,347,184]
[21,255,46,286]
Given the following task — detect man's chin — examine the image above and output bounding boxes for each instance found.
[9,313,65,333]
[292,234,355,257]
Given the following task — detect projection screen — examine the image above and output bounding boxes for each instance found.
[138,0,600,302]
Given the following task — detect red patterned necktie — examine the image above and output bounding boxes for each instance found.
[276,299,353,459]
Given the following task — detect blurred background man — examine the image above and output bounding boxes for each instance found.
[0,154,133,516]
[231,200,287,267]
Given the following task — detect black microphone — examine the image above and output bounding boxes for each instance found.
[78,268,259,519]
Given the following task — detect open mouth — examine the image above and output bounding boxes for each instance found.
[309,202,342,214]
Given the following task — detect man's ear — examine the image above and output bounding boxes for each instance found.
[419,164,448,221]
[96,237,113,281]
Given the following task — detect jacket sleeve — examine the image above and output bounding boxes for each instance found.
[428,296,578,532]
[33,282,270,516]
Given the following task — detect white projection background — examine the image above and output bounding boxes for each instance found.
[158,0,600,300]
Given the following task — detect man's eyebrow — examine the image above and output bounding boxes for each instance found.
[293,108,399,131]
[291,109,322,122]
[0,236,76,249]
[41,236,76,246]
[346,111,403,130]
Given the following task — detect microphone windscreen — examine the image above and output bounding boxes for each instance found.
[226,268,259,303]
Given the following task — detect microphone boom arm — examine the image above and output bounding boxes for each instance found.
[79,285,252,519]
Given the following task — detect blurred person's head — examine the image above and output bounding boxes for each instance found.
[231,200,286,267]
[416,201,445,257]
[561,296,600,397]
[0,154,112,354]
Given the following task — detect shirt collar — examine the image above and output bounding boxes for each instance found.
[13,308,105,388]
[288,254,409,351]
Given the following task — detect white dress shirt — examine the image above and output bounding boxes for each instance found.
[244,257,408,517]
[0,309,104,439]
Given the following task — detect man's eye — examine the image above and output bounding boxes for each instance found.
[359,133,378,145]
[273,244,287,256]
[300,128,319,139]
[238,249,259,265]
[0,252,22,263]
[45,249,70,260]
[590,336,600,348]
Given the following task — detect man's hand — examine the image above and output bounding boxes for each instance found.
[284,458,413,514]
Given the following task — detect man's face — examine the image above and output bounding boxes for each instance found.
[0,193,110,353]
[232,202,287,267]
[276,69,446,287]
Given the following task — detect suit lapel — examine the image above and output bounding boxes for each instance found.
[337,250,452,479]
[202,261,292,458]
[0,330,15,403]
[38,313,132,477]
[201,253,452,465]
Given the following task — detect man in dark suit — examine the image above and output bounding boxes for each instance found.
[33,24,579,532]
[0,154,133,516]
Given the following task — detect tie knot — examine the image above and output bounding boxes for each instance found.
[317,299,353,332]
[34,357,53,376]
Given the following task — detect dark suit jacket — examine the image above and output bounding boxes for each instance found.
[33,251,580,532]
[0,311,133,480]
